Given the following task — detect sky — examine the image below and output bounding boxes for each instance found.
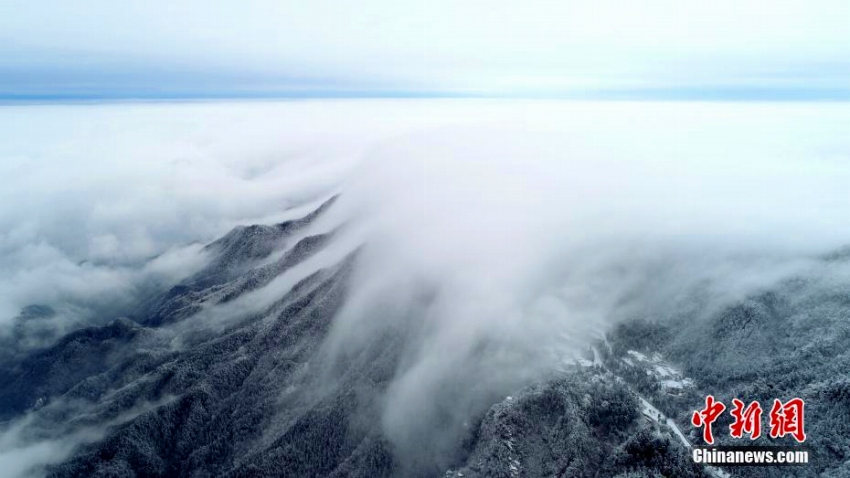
[1,0,848,99]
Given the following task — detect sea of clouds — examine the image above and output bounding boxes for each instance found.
[0,99,848,474]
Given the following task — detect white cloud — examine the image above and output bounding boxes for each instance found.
[0,395,180,478]
[2,99,847,326]
[0,99,848,467]
[0,101,366,328]
[304,102,849,459]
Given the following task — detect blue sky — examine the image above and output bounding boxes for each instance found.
[1,0,848,100]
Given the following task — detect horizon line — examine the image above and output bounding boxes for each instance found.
[1,86,849,105]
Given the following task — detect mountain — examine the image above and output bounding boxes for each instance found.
[0,197,846,477]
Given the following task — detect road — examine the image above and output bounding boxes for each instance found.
[592,346,732,478]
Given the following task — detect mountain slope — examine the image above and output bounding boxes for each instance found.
[0,196,847,477]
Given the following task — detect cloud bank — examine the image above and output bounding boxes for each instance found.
[0,101,368,334]
[0,99,848,472]
[312,103,849,463]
